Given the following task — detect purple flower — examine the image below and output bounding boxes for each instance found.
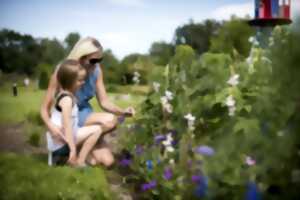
[154,135,166,144]
[195,145,215,156]
[119,158,131,167]
[135,145,144,155]
[141,180,157,191]
[163,168,173,180]
[191,175,202,183]
[245,156,256,166]
[118,115,126,124]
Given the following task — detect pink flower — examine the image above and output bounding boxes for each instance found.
[245,156,256,166]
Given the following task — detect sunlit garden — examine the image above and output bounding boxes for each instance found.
[1,0,300,199]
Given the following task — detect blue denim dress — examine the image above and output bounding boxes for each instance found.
[75,64,101,127]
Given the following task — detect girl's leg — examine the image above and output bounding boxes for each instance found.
[76,125,102,165]
[84,112,118,134]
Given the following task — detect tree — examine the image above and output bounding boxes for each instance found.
[64,32,80,53]
[101,49,121,84]
[149,41,174,66]
[210,17,255,57]
[174,19,221,55]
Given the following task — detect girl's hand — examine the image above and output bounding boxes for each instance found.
[49,123,65,142]
[67,150,77,166]
[123,107,135,117]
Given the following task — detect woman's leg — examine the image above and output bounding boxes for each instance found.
[90,146,114,167]
[76,125,102,165]
[83,112,118,167]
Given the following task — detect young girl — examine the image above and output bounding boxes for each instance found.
[46,59,102,166]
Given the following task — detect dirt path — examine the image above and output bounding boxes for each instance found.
[0,123,46,154]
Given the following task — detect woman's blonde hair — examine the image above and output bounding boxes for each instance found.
[57,59,82,90]
[67,37,103,61]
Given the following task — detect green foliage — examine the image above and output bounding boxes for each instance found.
[38,70,50,90]
[118,28,300,199]
[0,153,111,200]
[210,17,255,57]
[28,132,41,147]
[102,49,122,84]
[149,41,174,66]
[174,19,221,55]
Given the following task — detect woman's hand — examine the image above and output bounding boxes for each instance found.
[123,107,136,117]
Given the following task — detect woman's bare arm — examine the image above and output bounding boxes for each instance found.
[95,66,125,115]
[40,70,63,137]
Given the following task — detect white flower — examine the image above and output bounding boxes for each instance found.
[166,146,175,153]
[184,113,196,131]
[165,90,173,101]
[162,134,173,146]
[133,76,140,84]
[225,95,236,107]
[184,113,196,121]
[153,82,160,92]
[227,74,240,86]
[169,159,175,165]
[164,103,173,113]
[160,96,168,105]
[134,71,141,77]
[228,106,236,116]
[248,36,255,43]
[249,36,259,46]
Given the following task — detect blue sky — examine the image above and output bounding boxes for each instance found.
[0,0,299,59]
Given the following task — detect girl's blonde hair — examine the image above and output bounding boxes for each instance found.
[67,37,103,61]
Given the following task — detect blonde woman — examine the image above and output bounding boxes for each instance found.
[41,37,135,167]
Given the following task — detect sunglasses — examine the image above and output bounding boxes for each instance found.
[89,58,103,64]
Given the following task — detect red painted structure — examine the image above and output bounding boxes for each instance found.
[250,0,292,26]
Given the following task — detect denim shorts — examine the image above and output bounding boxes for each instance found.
[78,105,93,127]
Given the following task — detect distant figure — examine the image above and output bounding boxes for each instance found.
[13,83,18,97]
[24,78,30,87]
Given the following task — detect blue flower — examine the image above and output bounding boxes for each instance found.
[195,145,215,156]
[194,176,208,198]
[245,182,261,200]
[146,160,153,170]
[141,180,157,191]
[163,167,173,180]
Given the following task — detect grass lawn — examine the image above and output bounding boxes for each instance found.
[0,84,146,124]
[0,153,113,200]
